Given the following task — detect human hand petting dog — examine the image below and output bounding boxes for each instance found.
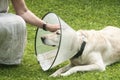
[43,23,60,32]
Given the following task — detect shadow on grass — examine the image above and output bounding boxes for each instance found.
[0,64,20,68]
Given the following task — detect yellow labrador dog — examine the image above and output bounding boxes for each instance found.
[41,26,120,77]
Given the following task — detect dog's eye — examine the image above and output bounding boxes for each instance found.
[56,31,60,35]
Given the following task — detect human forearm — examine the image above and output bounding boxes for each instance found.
[11,0,60,32]
[11,0,44,28]
[19,10,45,28]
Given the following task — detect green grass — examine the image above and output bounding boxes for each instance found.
[0,0,120,80]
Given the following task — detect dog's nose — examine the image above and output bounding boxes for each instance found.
[41,36,46,43]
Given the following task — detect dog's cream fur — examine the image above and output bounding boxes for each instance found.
[41,26,120,77]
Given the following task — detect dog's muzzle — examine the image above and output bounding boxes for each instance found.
[41,36,56,47]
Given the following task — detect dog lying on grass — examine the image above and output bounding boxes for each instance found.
[41,26,120,77]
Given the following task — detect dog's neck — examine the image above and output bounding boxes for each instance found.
[72,34,86,58]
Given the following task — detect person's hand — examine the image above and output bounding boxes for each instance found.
[45,24,60,32]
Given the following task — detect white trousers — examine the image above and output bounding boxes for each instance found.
[0,13,27,65]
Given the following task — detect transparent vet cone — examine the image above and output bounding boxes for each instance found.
[35,13,78,71]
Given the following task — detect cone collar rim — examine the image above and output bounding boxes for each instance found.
[34,12,62,70]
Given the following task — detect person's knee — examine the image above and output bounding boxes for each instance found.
[15,15,26,27]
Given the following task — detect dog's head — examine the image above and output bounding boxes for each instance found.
[41,30,61,47]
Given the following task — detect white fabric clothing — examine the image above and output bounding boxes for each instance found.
[0,13,27,65]
[0,0,27,65]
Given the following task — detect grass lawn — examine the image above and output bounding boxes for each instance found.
[0,0,120,80]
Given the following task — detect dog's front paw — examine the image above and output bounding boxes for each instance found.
[49,73,61,77]
[60,69,75,76]
[60,73,70,76]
